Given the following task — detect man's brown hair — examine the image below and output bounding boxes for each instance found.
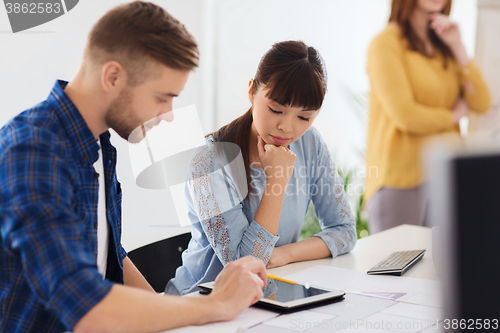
[85,1,199,86]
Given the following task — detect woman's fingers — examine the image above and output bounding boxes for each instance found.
[256,136,296,181]
[430,14,456,36]
[257,135,266,157]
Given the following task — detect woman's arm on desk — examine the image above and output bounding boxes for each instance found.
[267,236,330,269]
[267,130,358,269]
[185,141,290,267]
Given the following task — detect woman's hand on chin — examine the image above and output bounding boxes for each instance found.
[257,135,296,185]
[429,13,462,49]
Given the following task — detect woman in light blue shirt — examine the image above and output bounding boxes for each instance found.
[166,41,357,295]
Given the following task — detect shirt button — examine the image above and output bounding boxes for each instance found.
[95,173,99,179]
[94,222,98,228]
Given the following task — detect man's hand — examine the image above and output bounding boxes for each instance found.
[74,256,266,333]
[208,256,267,321]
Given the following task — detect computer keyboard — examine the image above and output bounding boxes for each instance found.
[367,249,426,276]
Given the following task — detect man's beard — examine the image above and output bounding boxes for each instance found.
[105,87,145,144]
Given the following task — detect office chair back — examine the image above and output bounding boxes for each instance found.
[128,232,191,293]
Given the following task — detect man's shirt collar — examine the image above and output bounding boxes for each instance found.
[47,80,100,164]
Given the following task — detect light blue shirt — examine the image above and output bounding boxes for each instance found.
[165,127,357,295]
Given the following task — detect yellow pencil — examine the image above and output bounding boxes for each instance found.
[267,273,298,285]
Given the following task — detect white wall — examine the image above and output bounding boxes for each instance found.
[0,0,205,251]
[214,0,478,168]
[0,0,478,250]
[472,0,500,135]
[211,0,478,206]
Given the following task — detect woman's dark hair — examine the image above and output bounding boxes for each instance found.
[389,0,453,68]
[209,40,327,201]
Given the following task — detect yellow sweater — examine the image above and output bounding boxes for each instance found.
[365,24,491,203]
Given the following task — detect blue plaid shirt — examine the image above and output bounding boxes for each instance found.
[0,80,127,332]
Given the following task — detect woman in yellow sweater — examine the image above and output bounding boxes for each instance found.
[365,0,491,233]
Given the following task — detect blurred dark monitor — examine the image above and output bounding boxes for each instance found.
[428,145,500,327]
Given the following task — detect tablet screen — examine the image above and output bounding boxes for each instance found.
[197,277,344,313]
[266,278,330,302]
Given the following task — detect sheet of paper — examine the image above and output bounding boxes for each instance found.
[245,324,299,333]
[245,293,442,333]
[262,310,335,331]
[419,323,445,333]
[310,294,394,318]
[330,330,393,333]
[380,302,443,322]
[359,313,438,333]
[284,266,442,308]
[245,294,395,333]
[163,307,279,333]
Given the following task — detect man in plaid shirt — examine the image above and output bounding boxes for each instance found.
[0,2,266,332]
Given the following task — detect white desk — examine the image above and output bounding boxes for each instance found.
[167,224,440,333]
[268,224,436,280]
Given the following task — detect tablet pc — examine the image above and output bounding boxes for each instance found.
[197,277,345,313]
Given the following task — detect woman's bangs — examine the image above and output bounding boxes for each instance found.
[264,63,325,110]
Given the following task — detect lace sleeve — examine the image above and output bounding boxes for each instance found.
[308,130,357,257]
[186,141,280,265]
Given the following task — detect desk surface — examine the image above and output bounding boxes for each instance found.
[268,224,437,280]
[168,224,439,333]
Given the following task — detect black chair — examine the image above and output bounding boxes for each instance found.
[128,232,191,293]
